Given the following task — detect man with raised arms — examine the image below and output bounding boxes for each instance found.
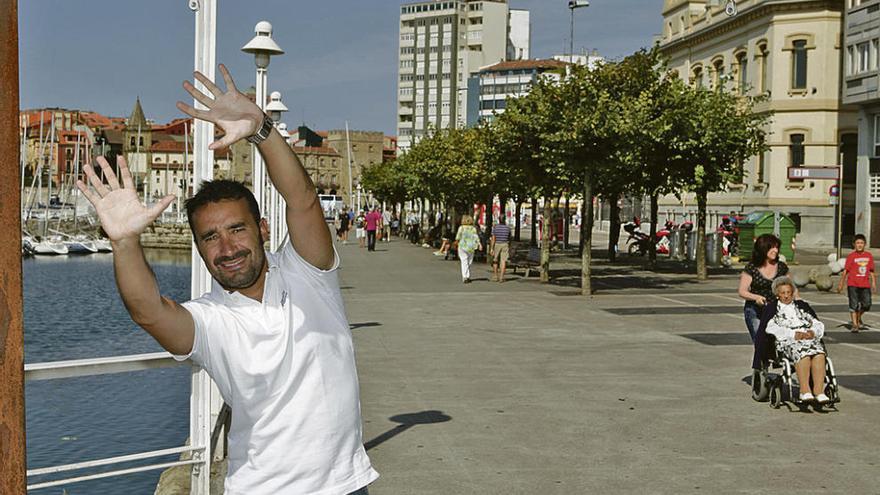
[77,64,378,495]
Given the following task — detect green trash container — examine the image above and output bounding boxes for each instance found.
[738,211,796,262]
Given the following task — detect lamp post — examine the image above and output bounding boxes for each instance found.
[568,0,589,65]
[241,21,284,216]
[265,90,289,251]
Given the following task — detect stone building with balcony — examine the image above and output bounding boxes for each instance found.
[659,0,856,248]
[843,0,880,246]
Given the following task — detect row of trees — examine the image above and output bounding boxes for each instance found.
[363,48,770,295]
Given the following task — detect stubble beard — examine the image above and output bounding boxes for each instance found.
[211,248,266,291]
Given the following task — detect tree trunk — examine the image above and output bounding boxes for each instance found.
[608,195,620,262]
[579,198,587,257]
[530,197,538,247]
[514,200,522,241]
[540,197,552,283]
[563,195,570,251]
[582,176,594,296]
[696,191,708,280]
[648,193,659,268]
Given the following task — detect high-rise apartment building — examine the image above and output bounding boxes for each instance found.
[396,0,530,153]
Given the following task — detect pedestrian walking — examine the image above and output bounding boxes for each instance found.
[355,210,366,248]
[75,64,377,494]
[338,207,351,244]
[490,216,511,283]
[737,233,793,343]
[365,207,381,251]
[455,215,482,283]
[382,208,393,242]
[837,233,876,332]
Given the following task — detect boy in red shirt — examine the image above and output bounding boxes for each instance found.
[837,234,877,332]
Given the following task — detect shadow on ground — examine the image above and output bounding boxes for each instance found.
[364,410,452,451]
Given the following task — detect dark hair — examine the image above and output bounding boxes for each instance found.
[185,180,261,234]
[751,233,781,266]
[854,234,867,243]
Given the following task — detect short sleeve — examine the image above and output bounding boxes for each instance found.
[279,239,341,289]
[845,255,854,273]
[174,297,214,372]
[778,262,789,277]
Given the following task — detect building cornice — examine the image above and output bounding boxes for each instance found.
[659,0,841,54]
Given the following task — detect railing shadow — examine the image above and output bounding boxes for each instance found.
[364,410,451,451]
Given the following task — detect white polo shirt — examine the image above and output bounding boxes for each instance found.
[175,242,378,495]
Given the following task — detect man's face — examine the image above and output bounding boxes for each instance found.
[854,239,866,252]
[191,199,269,293]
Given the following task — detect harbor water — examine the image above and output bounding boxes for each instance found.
[24,251,192,494]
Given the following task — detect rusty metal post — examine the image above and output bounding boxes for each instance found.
[0,0,26,493]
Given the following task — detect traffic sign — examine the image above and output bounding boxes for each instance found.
[829,184,840,197]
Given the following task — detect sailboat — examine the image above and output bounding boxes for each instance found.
[32,235,69,255]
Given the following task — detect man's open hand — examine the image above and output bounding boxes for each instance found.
[177,64,264,150]
[76,156,174,242]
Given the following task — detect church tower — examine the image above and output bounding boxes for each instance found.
[123,97,153,194]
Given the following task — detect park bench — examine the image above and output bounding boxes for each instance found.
[507,243,542,277]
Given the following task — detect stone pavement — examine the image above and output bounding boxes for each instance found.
[341,236,880,495]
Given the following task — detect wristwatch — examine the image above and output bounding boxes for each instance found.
[246,113,275,145]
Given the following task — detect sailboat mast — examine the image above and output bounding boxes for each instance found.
[44,113,56,237]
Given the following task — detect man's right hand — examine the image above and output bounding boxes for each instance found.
[76,155,174,242]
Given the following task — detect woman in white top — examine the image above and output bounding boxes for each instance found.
[764,276,829,404]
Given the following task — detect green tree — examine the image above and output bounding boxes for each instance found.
[684,87,770,279]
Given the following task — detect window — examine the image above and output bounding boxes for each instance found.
[713,59,725,89]
[758,44,769,92]
[790,134,805,168]
[870,39,880,70]
[848,46,856,75]
[792,40,808,89]
[873,114,880,156]
[736,52,748,94]
[756,151,766,184]
[692,67,703,88]
[858,42,870,73]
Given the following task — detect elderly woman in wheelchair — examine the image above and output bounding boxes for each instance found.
[752,276,838,407]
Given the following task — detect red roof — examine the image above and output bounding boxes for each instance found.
[481,59,568,73]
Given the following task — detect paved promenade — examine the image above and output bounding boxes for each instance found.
[341,236,880,494]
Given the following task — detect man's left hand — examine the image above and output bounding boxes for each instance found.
[176,64,263,150]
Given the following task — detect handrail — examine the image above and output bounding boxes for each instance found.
[24,352,187,381]
[24,353,209,493]
[27,459,202,491]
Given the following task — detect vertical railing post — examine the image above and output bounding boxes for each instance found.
[191,0,217,493]
[0,2,26,493]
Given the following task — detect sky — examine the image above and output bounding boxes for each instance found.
[18,0,660,135]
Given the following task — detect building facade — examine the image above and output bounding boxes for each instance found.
[467,58,567,125]
[659,0,856,248]
[324,129,385,204]
[843,0,880,246]
[396,0,530,153]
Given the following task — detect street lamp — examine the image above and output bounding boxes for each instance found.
[241,21,284,215]
[568,0,589,65]
[265,90,288,123]
[264,90,289,250]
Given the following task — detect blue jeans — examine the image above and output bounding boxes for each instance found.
[744,301,761,343]
[347,487,369,495]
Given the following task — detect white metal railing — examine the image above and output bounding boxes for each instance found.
[23,353,209,492]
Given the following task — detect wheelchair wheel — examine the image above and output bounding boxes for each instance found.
[751,369,770,402]
[769,382,782,409]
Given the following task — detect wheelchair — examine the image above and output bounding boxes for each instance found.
[752,335,841,411]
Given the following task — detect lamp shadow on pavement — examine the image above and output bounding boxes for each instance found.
[364,410,452,451]
[350,321,382,330]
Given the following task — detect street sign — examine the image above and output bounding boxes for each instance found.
[829,184,840,197]
[787,166,840,180]
[830,196,839,206]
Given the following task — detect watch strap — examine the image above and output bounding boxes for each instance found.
[246,114,274,145]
